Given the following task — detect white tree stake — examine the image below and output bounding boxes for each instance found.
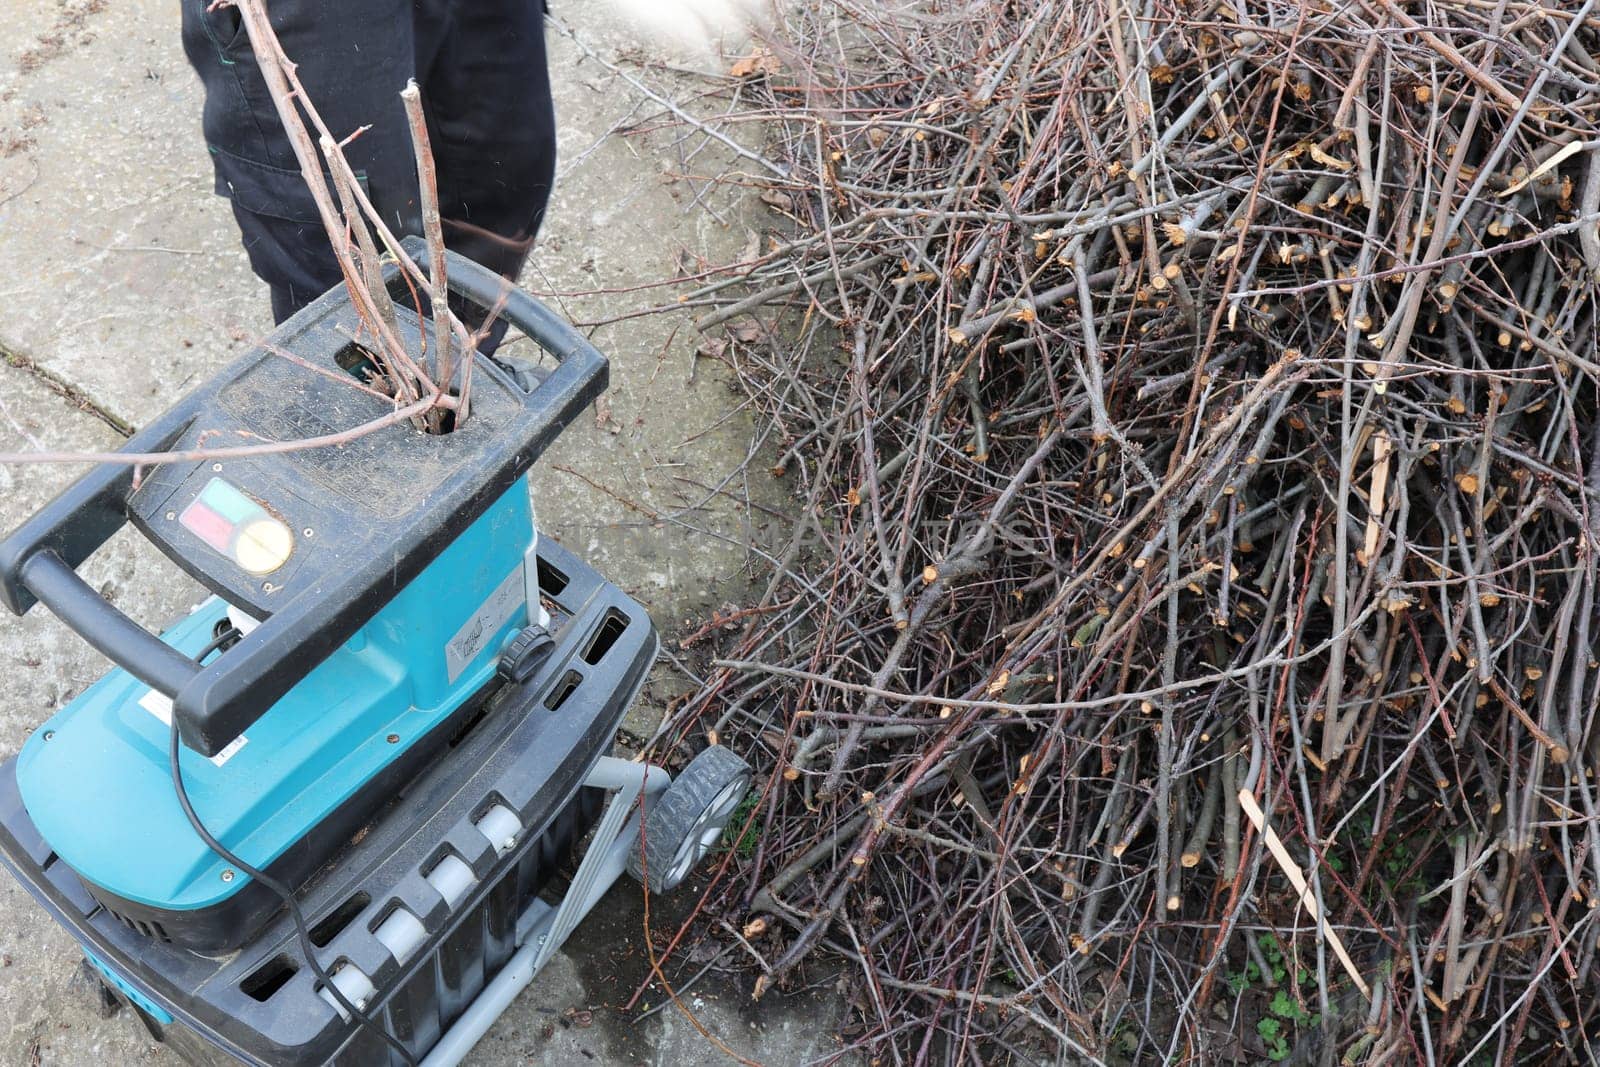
[1237,789,1372,1000]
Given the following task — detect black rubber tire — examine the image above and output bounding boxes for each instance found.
[628,746,752,892]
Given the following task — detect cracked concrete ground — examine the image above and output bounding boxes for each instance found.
[0,2,834,1064]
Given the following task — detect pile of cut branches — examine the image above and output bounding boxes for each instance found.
[647,1,1600,1062]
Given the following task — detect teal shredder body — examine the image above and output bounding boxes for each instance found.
[16,478,537,916]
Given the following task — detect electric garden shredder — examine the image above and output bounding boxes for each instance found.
[0,239,752,1065]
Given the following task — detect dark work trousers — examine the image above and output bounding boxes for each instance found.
[180,0,556,328]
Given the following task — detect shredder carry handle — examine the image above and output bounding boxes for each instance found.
[0,414,197,681]
[16,551,200,697]
[0,246,607,755]
[425,237,606,373]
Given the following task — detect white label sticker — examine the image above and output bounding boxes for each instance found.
[446,564,526,683]
[139,690,249,768]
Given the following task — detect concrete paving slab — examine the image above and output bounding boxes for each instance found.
[524,12,791,735]
[0,0,270,427]
[463,876,857,1067]
[0,363,188,1066]
[0,2,821,1065]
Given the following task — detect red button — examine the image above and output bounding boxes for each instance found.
[180,500,234,553]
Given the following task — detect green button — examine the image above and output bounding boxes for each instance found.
[201,478,265,524]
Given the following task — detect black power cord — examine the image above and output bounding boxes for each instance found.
[173,629,419,1066]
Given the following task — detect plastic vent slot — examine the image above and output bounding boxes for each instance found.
[545,670,581,711]
[308,891,369,948]
[581,609,629,665]
[240,955,298,1002]
[535,556,569,596]
[109,909,169,942]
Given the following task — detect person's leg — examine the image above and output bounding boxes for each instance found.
[421,1,558,287]
[180,0,425,323]
[181,0,554,339]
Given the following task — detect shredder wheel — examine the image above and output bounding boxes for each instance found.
[628,746,752,892]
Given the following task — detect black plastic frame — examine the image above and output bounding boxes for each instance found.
[0,238,608,756]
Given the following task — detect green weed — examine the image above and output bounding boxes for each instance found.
[1232,934,1322,1062]
[720,790,761,859]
